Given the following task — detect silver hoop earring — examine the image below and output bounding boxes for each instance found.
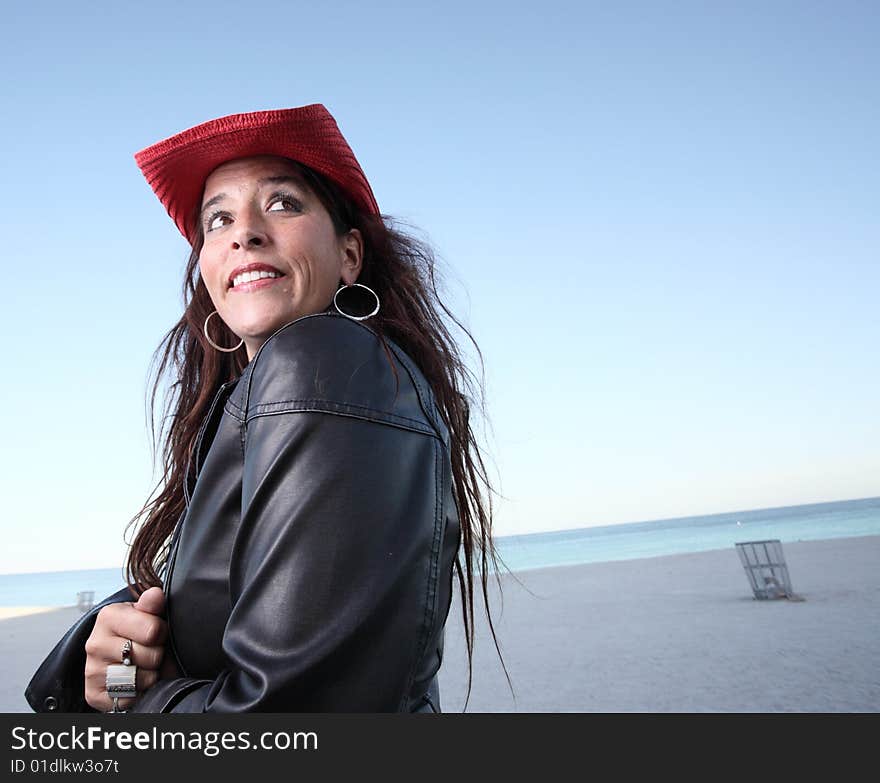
[203,310,244,353]
[333,283,380,321]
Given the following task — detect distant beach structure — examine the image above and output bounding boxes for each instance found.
[735,539,799,600]
[76,591,95,613]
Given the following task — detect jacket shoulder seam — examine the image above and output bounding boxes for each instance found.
[245,398,435,434]
[225,395,245,420]
[244,406,440,441]
[384,340,445,439]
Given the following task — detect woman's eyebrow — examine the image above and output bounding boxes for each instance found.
[200,192,227,219]
[200,175,307,220]
[258,174,307,189]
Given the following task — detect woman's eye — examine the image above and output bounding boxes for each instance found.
[268,195,302,212]
[206,213,231,231]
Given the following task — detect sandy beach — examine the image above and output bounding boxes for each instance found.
[0,607,60,621]
[3,535,878,713]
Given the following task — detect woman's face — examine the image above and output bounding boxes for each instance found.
[198,155,363,360]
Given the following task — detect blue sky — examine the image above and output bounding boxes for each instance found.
[1,1,877,573]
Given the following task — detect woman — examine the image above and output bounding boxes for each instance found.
[66,105,509,712]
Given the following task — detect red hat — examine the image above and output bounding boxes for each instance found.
[134,104,379,244]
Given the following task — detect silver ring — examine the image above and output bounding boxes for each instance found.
[106,663,137,712]
[122,639,132,666]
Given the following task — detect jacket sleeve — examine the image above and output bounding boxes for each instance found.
[131,329,446,712]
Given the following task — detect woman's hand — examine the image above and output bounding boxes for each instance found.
[84,587,170,712]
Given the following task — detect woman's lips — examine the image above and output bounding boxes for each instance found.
[229,275,286,293]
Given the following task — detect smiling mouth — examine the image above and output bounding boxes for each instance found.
[229,273,287,293]
[229,270,284,291]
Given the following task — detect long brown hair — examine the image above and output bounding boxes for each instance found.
[124,158,513,710]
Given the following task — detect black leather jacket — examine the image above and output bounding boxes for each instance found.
[26,312,460,713]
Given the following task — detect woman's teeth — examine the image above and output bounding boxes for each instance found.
[232,270,282,288]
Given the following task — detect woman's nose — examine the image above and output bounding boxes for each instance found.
[231,210,268,250]
[232,231,265,250]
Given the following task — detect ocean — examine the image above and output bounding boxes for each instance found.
[2,496,878,607]
[493,496,880,573]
